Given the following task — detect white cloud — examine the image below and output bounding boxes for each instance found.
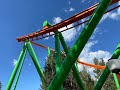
[64,9,68,12]
[13,59,18,66]
[44,37,49,40]
[118,7,120,15]
[90,28,99,40]
[100,13,111,22]
[64,7,75,13]
[109,1,120,20]
[77,18,87,32]
[44,33,50,40]
[77,25,82,32]
[58,24,77,42]
[81,18,86,28]
[77,41,111,71]
[53,17,77,42]
[81,0,91,3]
[77,19,99,40]
[79,41,97,60]
[77,41,111,79]
[53,17,62,24]
[69,7,75,12]
[109,12,120,20]
[100,1,120,22]
[117,1,120,7]
[89,50,111,62]
[77,18,100,39]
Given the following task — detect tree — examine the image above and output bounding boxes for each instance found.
[0,81,2,90]
[41,50,117,90]
[93,58,117,90]
[80,66,94,90]
[42,50,79,90]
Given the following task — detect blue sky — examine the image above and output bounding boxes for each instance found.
[0,0,120,90]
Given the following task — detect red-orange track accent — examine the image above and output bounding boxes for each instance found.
[77,59,105,70]
[31,41,106,70]
[17,0,119,42]
[30,41,55,52]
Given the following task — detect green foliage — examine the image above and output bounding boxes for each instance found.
[0,81,2,90]
[93,58,117,90]
[42,51,79,90]
[80,66,94,90]
[93,58,103,79]
[41,51,117,90]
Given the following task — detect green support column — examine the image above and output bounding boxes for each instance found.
[6,44,27,90]
[54,31,64,90]
[48,47,51,57]
[59,32,85,90]
[76,62,79,71]
[26,41,46,88]
[54,31,62,72]
[113,73,120,90]
[94,43,120,90]
[43,21,64,89]
[13,48,27,90]
[47,0,112,89]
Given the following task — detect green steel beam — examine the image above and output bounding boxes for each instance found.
[59,32,85,90]
[111,43,120,59]
[26,40,46,88]
[113,73,120,90]
[13,48,27,90]
[76,62,79,71]
[54,31,62,72]
[47,0,112,89]
[48,47,51,57]
[94,43,120,90]
[43,21,64,89]
[54,31,64,90]
[6,44,27,90]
